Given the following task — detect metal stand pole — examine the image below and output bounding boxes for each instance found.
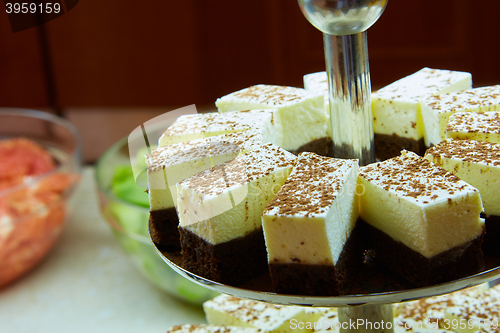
[324,31,375,165]
[339,304,394,333]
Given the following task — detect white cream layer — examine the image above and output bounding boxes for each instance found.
[358,151,484,258]
[176,143,296,245]
[215,85,327,151]
[372,68,471,140]
[425,139,500,216]
[421,85,500,147]
[262,153,359,266]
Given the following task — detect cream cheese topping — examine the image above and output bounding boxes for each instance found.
[446,111,500,143]
[372,68,471,140]
[444,284,500,332]
[421,85,500,146]
[158,109,282,147]
[425,139,500,216]
[176,143,296,245]
[146,130,272,211]
[262,153,359,265]
[203,294,309,333]
[358,151,484,258]
[167,325,262,333]
[215,84,327,151]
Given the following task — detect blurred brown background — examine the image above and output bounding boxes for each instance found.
[2,0,500,162]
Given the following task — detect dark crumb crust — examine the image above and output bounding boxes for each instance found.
[179,227,269,286]
[268,222,363,296]
[291,137,334,157]
[374,133,425,160]
[149,208,181,251]
[358,219,485,287]
[482,214,500,258]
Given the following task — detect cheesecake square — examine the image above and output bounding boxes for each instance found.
[358,151,485,286]
[176,143,296,285]
[446,111,500,143]
[158,109,282,147]
[203,294,311,333]
[262,153,360,295]
[146,130,271,250]
[425,139,500,257]
[371,68,471,159]
[421,85,500,147]
[215,84,329,155]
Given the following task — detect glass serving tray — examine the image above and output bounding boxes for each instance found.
[152,235,500,332]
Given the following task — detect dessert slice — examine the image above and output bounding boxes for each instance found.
[203,294,311,333]
[158,109,282,147]
[262,153,360,295]
[446,111,500,143]
[421,85,500,147]
[176,143,296,285]
[444,284,500,333]
[147,130,271,250]
[393,284,488,332]
[358,151,485,287]
[215,84,329,155]
[166,324,262,333]
[425,139,500,257]
[371,68,471,159]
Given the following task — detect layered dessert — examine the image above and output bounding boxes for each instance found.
[176,143,296,285]
[371,68,471,159]
[358,151,485,286]
[421,85,500,147]
[166,325,262,333]
[425,139,500,257]
[215,85,330,155]
[147,130,274,250]
[262,153,360,295]
[446,111,500,143]
[158,109,282,147]
[203,294,310,333]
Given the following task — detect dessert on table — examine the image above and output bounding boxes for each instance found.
[445,111,500,143]
[215,84,330,156]
[425,139,500,257]
[176,143,296,285]
[421,85,500,147]
[371,67,471,160]
[146,67,500,298]
[147,129,278,250]
[357,151,485,287]
[262,153,360,296]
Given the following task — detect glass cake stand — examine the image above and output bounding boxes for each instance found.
[153,241,500,333]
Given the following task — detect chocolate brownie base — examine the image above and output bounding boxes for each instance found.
[268,222,363,296]
[374,134,425,161]
[292,137,334,157]
[482,214,500,258]
[179,227,268,286]
[359,219,485,287]
[149,208,181,251]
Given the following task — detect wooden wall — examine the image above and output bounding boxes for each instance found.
[2,0,500,161]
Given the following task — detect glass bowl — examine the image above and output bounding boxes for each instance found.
[94,136,218,304]
[0,109,82,288]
